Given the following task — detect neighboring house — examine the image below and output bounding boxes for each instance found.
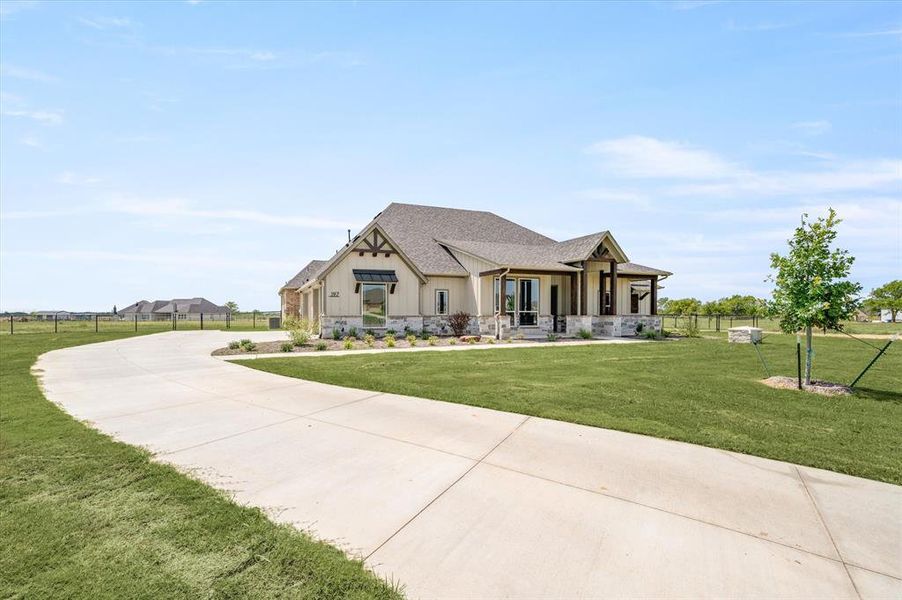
[280,203,672,338]
[119,298,230,321]
[880,309,896,323]
[33,311,71,321]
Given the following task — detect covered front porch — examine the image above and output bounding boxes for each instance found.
[477,262,664,338]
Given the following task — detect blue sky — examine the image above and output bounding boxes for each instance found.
[1,0,900,312]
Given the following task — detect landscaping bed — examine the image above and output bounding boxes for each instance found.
[212,334,605,356]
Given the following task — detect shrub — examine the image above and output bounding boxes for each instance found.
[514,332,525,341]
[546,333,558,342]
[239,338,252,346]
[315,341,327,351]
[448,338,457,345]
[487,337,495,344]
[286,317,316,346]
[228,341,240,350]
[347,326,359,339]
[577,329,592,340]
[242,341,257,352]
[420,330,431,340]
[385,328,397,336]
[636,322,644,333]
[641,329,662,340]
[448,311,471,336]
[332,328,342,340]
[466,337,476,344]
[679,320,701,338]
[342,338,354,350]
[385,335,396,348]
[427,335,438,346]
[280,342,293,352]
[406,334,418,346]
[363,333,376,347]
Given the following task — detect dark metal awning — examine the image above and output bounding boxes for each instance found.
[352,269,398,283]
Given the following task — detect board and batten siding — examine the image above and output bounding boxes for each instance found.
[420,276,472,315]
[446,249,497,316]
[323,253,420,317]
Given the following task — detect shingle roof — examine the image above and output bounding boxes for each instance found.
[617,262,672,276]
[288,203,670,284]
[283,259,328,289]
[121,298,228,315]
[374,203,556,275]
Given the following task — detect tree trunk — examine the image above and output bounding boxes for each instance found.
[805,325,813,385]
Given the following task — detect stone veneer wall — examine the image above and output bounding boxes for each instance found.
[566,315,662,337]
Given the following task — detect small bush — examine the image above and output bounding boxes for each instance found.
[577,329,592,340]
[347,326,359,339]
[280,342,293,352]
[546,333,558,342]
[239,338,252,346]
[641,329,662,340]
[385,335,396,348]
[487,337,495,344]
[242,341,257,352]
[406,334,417,346]
[506,338,513,343]
[467,337,476,345]
[679,321,701,338]
[448,311,471,336]
[385,328,397,336]
[636,322,644,333]
[427,335,438,346]
[514,332,525,341]
[448,338,457,345]
[420,330,431,340]
[342,338,354,350]
[285,316,316,346]
[315,341,327,351]
[228,341,240,350]
[332,328,342,340]
[363,333,376,347]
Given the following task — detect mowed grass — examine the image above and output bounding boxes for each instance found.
[242,334,902,485]
[0,332,401,599]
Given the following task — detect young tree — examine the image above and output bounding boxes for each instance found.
[863,280,901,322]
[662,297,701,315]
[768,209,861,384]
[224,300,239,314]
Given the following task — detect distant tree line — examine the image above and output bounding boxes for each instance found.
[657,294,767,316]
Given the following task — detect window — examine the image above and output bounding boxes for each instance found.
[361,283,386,327]
[494,277,540,326]
[435,289,449,315]
[631,292,640,314]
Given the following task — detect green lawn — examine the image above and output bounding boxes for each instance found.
[0,332,401,599]
[241,334,902,485]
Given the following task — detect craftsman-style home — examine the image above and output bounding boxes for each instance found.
[280,203,671,338]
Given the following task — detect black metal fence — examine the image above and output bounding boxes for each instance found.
[2,311,280,335]
[658,313,770,332]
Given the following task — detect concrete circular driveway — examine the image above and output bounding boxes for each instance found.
[35,331,901,598]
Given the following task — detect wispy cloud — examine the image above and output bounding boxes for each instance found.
[57,171,103,185]
[20,134,45,149]
[0,0,38,19]
[724,19,790,32]
[586,135,901,197]
[586,135,739,179]
[839,27,902,38]
[77,16,135,30]
[1,107,63,124]
[0,63,58,83]
[791,120,832,136]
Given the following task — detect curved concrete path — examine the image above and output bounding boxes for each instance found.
[35,331,901,599]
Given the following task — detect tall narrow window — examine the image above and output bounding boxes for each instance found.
[435,289,449,315]
[631,292,640,314]
[361,283,386,327]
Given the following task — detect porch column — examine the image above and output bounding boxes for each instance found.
[599,272,607,315]
[499,274,507,315]
[580,261,588,316]
[650,275,658,315]
[610,260,618,316]
[570,273,578,316]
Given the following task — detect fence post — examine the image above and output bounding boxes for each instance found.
[200,312,204,330]
[95,314,98,333]
[227,312,231,329]
[172,313,176,331]
[253,310,256,329]
[716,314,720,332]
[134,314,138,332]
[9,315,12,335]
[54,314,58,334]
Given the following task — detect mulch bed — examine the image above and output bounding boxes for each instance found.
[761,376,852,396]
[213,335,541,356]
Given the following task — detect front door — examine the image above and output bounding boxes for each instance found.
[550,285,559,332]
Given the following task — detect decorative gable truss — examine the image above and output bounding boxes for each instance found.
[354,230,395,257]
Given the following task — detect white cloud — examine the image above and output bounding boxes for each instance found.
[20,134,45,149]
[77,16,134,30]
[0,107,63,124]
[107,198,359,229]
[586,135,739,179]
[57,171,103,185]
[0,1,38,19]
[0,64,58,83]
[792,120,832,136]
